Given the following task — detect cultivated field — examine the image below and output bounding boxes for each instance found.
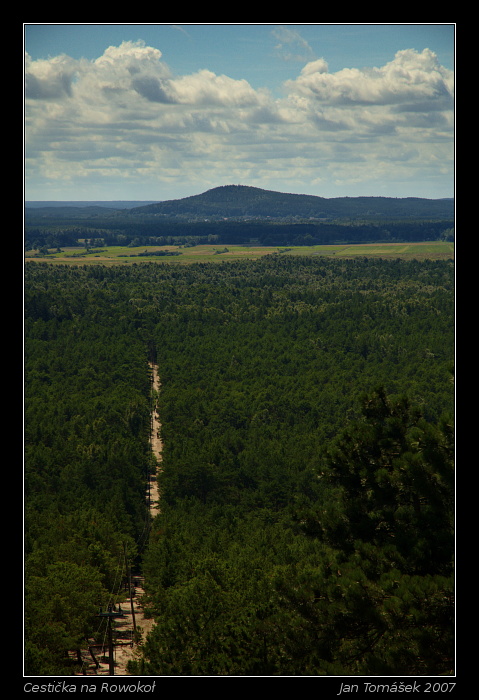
[25,241,454,265]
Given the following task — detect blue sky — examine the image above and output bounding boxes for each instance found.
[24,24,455,202]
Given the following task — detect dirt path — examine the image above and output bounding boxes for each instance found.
[148,362,162,517]
[93,578,156,676]
[80,364,162,676]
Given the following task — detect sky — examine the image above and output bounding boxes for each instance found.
[24,23,455,202]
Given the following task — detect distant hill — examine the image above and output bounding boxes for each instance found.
[129,185,454,221]
[25,202,157,218]
[25,187,454,222]
[25,201,157,209]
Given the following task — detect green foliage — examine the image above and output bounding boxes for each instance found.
[310,389,454,574]
[24,264,152,674]
[25,256,454,675]
[25,561,106,675]
[282,389,454,674]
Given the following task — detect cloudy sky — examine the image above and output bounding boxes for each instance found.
[24,24,455,202]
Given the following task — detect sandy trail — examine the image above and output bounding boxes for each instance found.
[148,362,162,518]
[93,579,156,676]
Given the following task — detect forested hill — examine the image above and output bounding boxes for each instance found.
[129,185,455,221]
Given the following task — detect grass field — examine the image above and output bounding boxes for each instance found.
[25,241,454,265]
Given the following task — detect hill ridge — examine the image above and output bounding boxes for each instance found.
[129,184,454,220]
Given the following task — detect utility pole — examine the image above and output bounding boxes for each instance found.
[124,543,137,636]
[97,604,125,676]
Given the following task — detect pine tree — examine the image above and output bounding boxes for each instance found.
[290,388,454,674]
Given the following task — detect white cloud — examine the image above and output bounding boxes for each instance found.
[168,70,266,106]
[94,40,164,66]
[286,48,453,108]
[24,41,454,200]
[25,52,79,99]
[300,58,329,76]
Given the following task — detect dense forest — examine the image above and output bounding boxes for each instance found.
[24,254,454,676]
[25,218,456,252]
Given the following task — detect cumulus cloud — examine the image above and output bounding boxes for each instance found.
[25,52,79,99]
[300,58,329,76]
[287,48,453,109]
[94,40,164,67]
[24,40,454,200]
[169,69,264,106]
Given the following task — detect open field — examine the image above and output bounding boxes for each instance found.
[25,241,454,265]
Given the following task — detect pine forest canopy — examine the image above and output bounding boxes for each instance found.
[24,254,454,676]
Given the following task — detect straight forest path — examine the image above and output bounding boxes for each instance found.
[80,363,162,676]
[148,362,162,517]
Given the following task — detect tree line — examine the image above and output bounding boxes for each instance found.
[25,218,454,251]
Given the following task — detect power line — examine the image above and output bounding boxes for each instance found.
[97,604,126,676]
